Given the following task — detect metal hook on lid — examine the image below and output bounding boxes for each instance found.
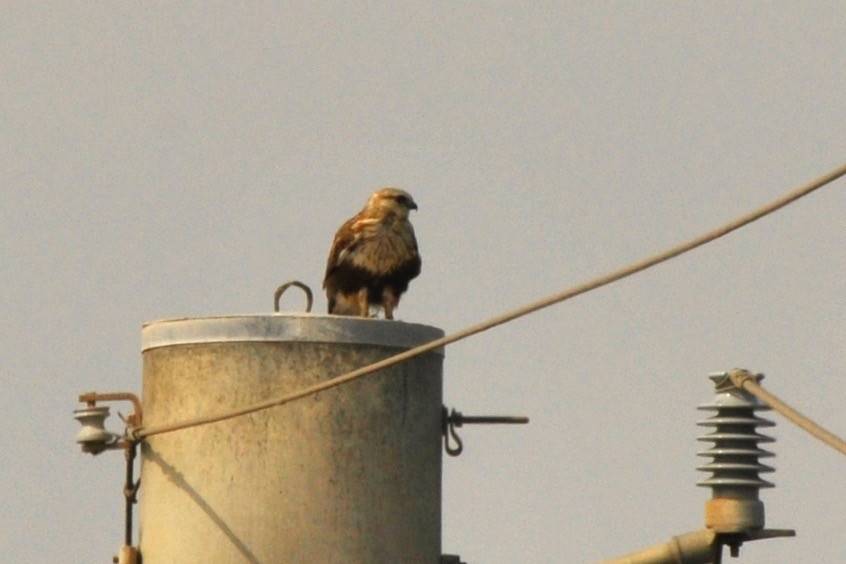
[274,280,314,313]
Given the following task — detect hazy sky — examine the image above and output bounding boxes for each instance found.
[3,3,845,563]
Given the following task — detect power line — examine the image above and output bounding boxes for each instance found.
[134,160,846,440]
[730,369,846,457]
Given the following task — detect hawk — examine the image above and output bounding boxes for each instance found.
[323,188,421,320]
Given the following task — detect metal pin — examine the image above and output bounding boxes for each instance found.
[442,407,529,457]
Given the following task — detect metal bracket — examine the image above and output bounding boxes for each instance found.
[442,406,529,456]
[714,529,796,563]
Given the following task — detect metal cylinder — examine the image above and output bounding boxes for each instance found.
[138,314,445,563]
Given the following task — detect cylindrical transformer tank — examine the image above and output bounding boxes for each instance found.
[138,314,445,563]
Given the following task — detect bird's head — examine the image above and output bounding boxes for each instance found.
[366,188,418,219]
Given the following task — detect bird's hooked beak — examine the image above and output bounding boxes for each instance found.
[408,200,418,211]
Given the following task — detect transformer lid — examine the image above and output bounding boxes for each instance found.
[142,314,445,355]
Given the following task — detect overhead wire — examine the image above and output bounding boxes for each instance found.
[134,160,846,441]
[729,369,846,457]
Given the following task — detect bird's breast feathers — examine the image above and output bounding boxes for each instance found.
[336,218,418,274]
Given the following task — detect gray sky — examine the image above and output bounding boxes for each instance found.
[3,3,845,562]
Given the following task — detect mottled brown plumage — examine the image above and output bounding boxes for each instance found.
[323,188,421,319]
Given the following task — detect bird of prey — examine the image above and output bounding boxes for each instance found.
[323,188,421,320]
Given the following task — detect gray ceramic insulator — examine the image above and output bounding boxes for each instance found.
[696,372,776,499]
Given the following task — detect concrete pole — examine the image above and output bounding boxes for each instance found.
[138,314,445,563]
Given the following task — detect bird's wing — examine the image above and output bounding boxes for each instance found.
[323,214,363,287]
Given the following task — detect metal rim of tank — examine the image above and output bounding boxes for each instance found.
[141,314,445,355]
